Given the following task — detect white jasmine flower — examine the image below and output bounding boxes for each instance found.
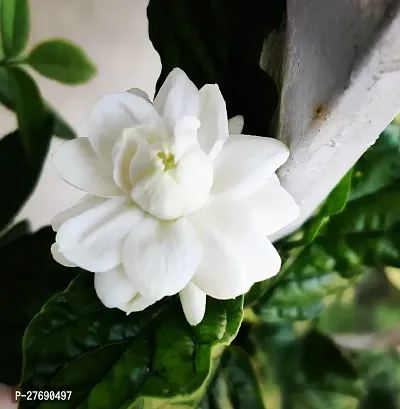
[51,68,299,325]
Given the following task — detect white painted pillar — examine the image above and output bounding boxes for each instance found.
[268,0,400,241]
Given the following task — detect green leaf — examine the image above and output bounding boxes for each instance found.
[302,170,352,244]
[222,346,266,409]
[19,273,243,409]
[27,39,97,85]
[7,66,48,160]
[254,326,363,409]
[0,67,76,139]
[350,130,400,201]
[255,225,400,323]
[147,0,285,137]
[0,122,53,232]
[0,227,77,385]
[0,0,29,58]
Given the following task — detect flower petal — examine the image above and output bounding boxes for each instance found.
[94,265,138,308]
[243,176,299,235]
[122,217,202,300]
[53,138,122,197]
[228,115,244,135]
[131,145,213,220]
[153,68,199,126]
[123,294,158,314]
[197,84,229,160]
[56,197,143,272]
[211,135,290,199]
[190,204,281,299]
[179,282,206,326]
[89,92,161,166]
[50,243,76,267]
[127,88,151,102]
[51,194,100,232]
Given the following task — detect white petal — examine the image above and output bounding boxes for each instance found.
[122,294,158,314]
[53,138,122,197]
[190,204,281,299]
[179,283,206,326]
[211,135,290,199]
[56,197,144,272]
[172,116,201,161]
[89,92,161,166]
[131,145,213,220]
[127,88,151,102]
[153,68,199,126]
[122,217,202,300]
[228,115,244,135]
[197,84,229,160]
[243,177,299,235]
[51,195,100,232]
[111,128,156,193]
[51,243,76,267]
[94,265,138,308]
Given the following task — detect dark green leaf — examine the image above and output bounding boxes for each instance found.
[0,219,30,246]
[255,226,400,323]
[254,326,363,409]
[222,346,266,409]
[7,66,47,160]
[0,123,53,231]
[303,170,352,243]
[350,130,400,201]
[0,227,77,385]
[19,274,243,409]
[326,182,400,235]
[0,0,29,58]
[147,0,285,137]
[27,39,97,85]
[0,67,76,139]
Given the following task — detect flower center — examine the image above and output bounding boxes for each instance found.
[157,151,176,171]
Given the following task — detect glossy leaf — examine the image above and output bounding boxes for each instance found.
[302,170,352,243]
[350,130,400,201]
[0,67,76,139]
[0,0,29,58]
[147,0,285,137]
[19,274,243,409]
[27,39,97,85]
[0,227,77,385]
[222,346,266,409]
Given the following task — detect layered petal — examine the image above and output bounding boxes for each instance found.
[89,92,161,166]
[53,138,122,197]
[123,294,158,314]
[51,195,100,232]
[242,176,299,235]
[56,197,143,272]
[50,243,76,267]
[131,145,213,220]
[190,204,281,299]
[122,217,202,300]
[153,68,199,126]
[197,84,229,160]
[211,135,289,199]
[179,283,207,326]
[94,265,138,308]
[228,115,244,135]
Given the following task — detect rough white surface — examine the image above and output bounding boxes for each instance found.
[269,0,400,241]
